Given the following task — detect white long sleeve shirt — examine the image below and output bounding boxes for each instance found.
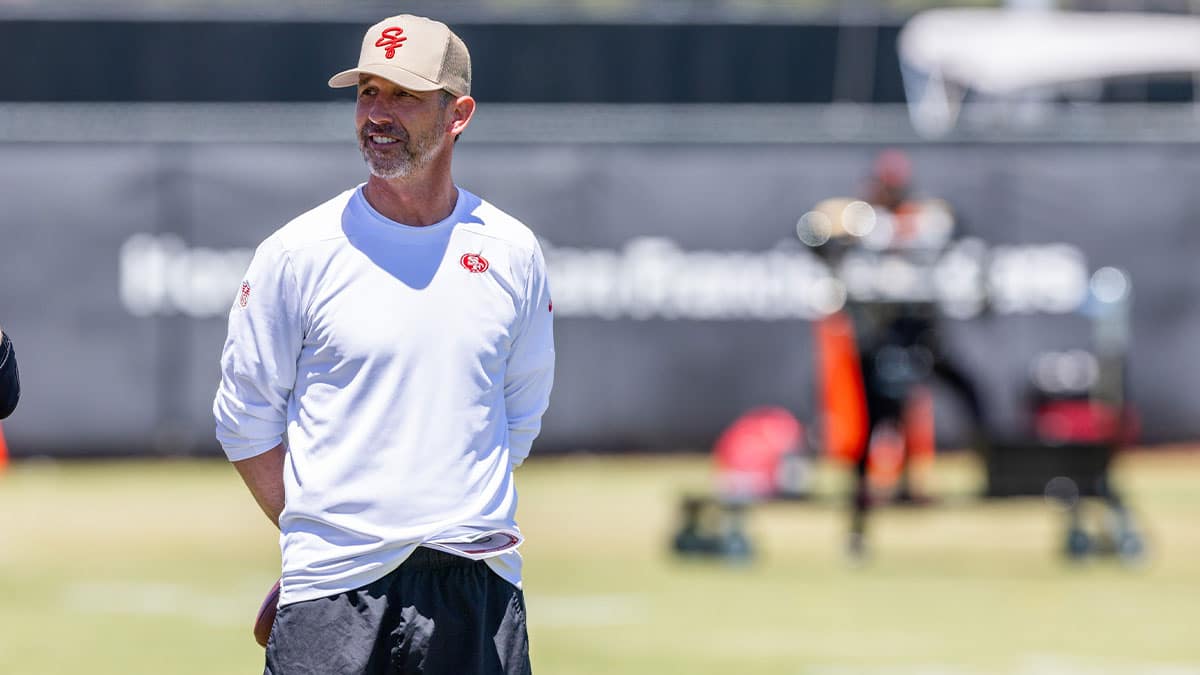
[213,185,554,606]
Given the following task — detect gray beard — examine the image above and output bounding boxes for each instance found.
[359,129,441,180]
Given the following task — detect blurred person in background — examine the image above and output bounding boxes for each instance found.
[806,149,985,557]
[864,148,915,214]
[0,324,18,419]
[213,14,554,675]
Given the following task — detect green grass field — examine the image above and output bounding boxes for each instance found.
[0,450,1197,674]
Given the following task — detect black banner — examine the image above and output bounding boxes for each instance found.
[1,140,1197,455]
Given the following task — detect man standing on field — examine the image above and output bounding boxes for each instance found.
[213,14,554,674]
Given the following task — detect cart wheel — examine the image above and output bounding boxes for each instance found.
[1117,531,1145,565]
[719,529,754,563]
[673,523,704,555]
[671,497,707,555]
[1065,526,1092,560]
[716,504,754,563]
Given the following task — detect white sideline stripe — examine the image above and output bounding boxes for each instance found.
[527,593,648,627]
[804,655,1200,675]
[61,582,648,629]
[61,581,254,627]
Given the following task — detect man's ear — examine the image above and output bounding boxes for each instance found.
[448,95,476,139]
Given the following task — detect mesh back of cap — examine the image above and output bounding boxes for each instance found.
[441,32,472,96]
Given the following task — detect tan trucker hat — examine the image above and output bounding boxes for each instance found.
[328,15,471,96]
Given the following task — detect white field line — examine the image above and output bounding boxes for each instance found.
[527,593,648,628]
[61,583,649,629]
[804,655,1200,675]
[60,581,258,628]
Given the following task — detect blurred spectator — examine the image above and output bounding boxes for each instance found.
[0,325,19,419]
[864,148,913,213]
[807,149,986,556]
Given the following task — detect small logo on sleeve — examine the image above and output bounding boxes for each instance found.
[460,253,489,273]
[375,27,407,59]
[238,281,251,308]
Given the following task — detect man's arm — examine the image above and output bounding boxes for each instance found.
[233,442,286,528]
[213,236,303,520]
[0,327,20,420]
[503,243,555,467]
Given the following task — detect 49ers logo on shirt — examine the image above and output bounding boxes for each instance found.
[460,253,489,273]
[238,281,251,308]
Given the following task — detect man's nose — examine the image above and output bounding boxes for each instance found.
[365,101,394,126]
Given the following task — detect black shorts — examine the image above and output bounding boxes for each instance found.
[265,547,531,675]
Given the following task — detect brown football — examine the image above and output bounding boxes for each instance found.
[253,578,281,648]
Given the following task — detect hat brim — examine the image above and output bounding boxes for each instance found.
[328,64,445,92]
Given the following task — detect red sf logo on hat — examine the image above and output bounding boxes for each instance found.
[460,253,489,273]
[375,27,407,59]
